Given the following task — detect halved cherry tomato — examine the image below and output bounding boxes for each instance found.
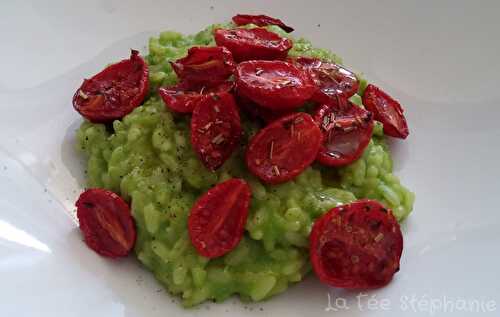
[246,112,322,184]
[158,81,234,113]
[214,28,292,62]
[170,46,236,89]
[362,84,409,139]
[310,199,403,289]
[191,92,242,170]
[73,50,149,123]
[235,60,316,110]
[76,188,136,258]
[188,178,251,258]
[313,99,373,166]
[232,14,294,33]
[292,56,359,102]
[236,94,293,124]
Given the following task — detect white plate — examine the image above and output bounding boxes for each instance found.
[1,1,500,316]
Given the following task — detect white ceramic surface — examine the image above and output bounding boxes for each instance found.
[1,1,500,316]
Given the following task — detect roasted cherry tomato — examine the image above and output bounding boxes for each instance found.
[159,81,234,113]
[214,28,292,62]
[170,46,236,89]
[191,92,242,170]
[235,60,316,110]
[313,99,373,166]
[292,56,359,102]
[73,50,149,123]
[310,199,403,289]
[246,112,322,184]
[76,188,136,258]
[188,178,251,258]
[232,14,294,33]
[362,84,409,139]
[236,94,293,124]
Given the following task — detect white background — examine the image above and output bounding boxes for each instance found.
[1,1,499,316]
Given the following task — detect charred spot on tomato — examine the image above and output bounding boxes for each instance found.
[83,202,94,209]
[282,119,293,130]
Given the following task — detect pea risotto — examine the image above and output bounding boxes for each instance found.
[73,14,414,307]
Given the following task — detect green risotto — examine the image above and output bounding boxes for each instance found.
[76,22,414,307]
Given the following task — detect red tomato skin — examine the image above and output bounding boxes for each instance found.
[214,28,292,62]
[170,46,236,89]
[362,84,409,139]
[188,178,251,258]
[191,92,242,170]
[235,60,317,110]
[309,199,403,289]
[76,188,136,258]
[246,112,322,184]
[236,94,293,124]
[232,14,294,32]
[292,56,359,102]
[158,81,234,114]
[73,50,149,123]
[313,101,374,167]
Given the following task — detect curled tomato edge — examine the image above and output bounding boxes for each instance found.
[72,49,149,123]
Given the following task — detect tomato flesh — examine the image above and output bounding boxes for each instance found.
[310,199,403,289]
[232,14,294,33]
[214,28,292,62]
[76,188,136,258]
[362,84,409,139]
[191,92,242,170]
[73,50,149,123]
[235,60,316,110]
[293,56,359,102]
[188,178,251,258]
[313,99,373,166]
[246,112,322,184]
[170,46,236,89]
[159,81,234,113]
